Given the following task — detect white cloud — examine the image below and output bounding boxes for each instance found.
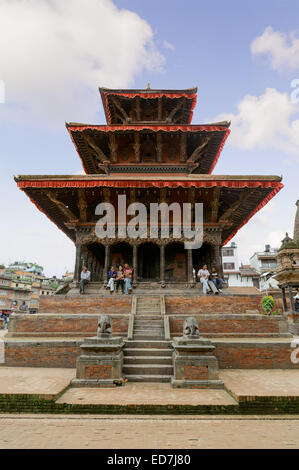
[213,88,299,156]
[0,0,164,125]
[251,26,299,71]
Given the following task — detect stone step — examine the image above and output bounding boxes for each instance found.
[125,340,171,349]
[124,356,172,365]
[133,328,164,334]
[136,308,161,313]
[124,374,172,383]
[124,348,173,357]
[134,318,163,323]
[123,364,173,375]
[133,335,165,340]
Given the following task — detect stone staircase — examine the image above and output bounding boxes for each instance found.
[123,296,173,383]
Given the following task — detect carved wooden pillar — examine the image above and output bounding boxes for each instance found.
[87,252,93,279]
[213,244,223,279]
[109,133,118,162]
[133,244,138,287]
[156,132,162,162]
[187,248,194,286]
[180,133,187,162]
[92,257,97,282]
[158,97,162,120]
[160,244,165,286]
[74,243,82,283]
[289,286,295,313]
[134,132,140,162]
[103,244,110,284]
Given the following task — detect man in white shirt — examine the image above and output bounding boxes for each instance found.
[80,266,91,294]
[197,264,210,294]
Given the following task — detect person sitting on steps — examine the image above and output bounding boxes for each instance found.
[80,266,91,295]
[107,266,117,294]
[197,264,211,295]
[124,263,133,295]
[115,265,125,294]
[210,266,223,293]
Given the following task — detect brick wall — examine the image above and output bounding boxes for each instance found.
[8,314,129,337]
[213,341,299,369]
[165,295,266,314]
[4,340,82,368]
[5,338,299,369]
[38,296,132,314]
[169,314,288,337]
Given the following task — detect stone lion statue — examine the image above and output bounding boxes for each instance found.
[97,314,112,337]
[183,317,200,337]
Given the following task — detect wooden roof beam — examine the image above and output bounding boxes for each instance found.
[187,136,211,163]
[219,189,256,222]
[84,134,109,164]
[111,97,129,122]
[45,191,77,221]
[166,100,184,123]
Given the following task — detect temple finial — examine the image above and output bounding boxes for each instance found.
[146,82,151,90]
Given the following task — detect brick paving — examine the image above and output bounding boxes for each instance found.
[0,415,298,448]
[0,367,74,397]
[219,369,299,398]
[56,383,237,406]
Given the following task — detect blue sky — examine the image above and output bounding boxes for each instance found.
[0,0,298,276]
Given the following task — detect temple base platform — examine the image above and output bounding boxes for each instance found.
[0,367,298,414]
[2,293,298,376]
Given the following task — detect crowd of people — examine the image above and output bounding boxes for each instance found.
[79,264,133,295]
[79,262,223,295]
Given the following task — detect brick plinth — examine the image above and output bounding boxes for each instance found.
[4,338,299,369]
[165,295,268,314]
[8,314,129,337]
[169,314,289,337]
[85,365,112,379]
[185,365,209,380]
[38,295,132,314]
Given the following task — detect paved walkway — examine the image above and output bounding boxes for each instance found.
[0,367,298,404]
[0,415,298,448]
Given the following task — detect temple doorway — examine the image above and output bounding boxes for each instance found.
[165,242,187,282]
[110,242,133,269]
[138,242,160,281]
[85,243,105,281]
[192,243,214,274]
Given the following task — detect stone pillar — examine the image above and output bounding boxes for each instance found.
[103,244,110,284]
[132,244,138,287]
[74,243,82,282]
[289,286,295,313]
[281,287,287,312]
[213,244,223,278]
[160,244,165,286]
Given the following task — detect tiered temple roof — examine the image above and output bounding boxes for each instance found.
[15,85,283,250]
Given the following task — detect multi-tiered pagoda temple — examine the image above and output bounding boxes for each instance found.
[15,86,283,290]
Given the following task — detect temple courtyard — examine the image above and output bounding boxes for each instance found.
[0,366,298,448]
[0,414,298,449]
